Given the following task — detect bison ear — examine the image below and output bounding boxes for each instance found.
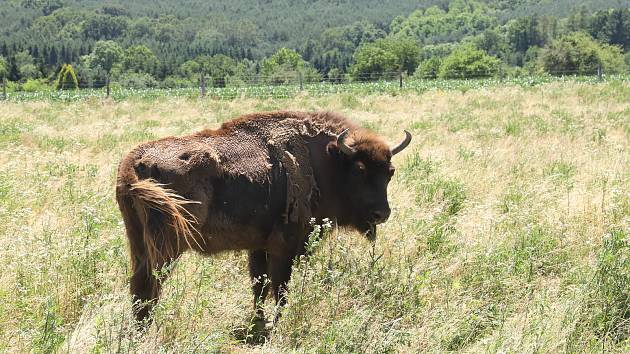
[326,141,341,159]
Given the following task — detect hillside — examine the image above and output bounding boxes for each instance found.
[0,0,628,88]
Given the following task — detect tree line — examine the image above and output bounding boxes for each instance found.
[0,0,628,91]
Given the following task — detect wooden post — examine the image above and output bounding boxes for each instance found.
[299,71,304,91]
[597,64,602,81]
[399,71,403,89]
[106,75,110,97]
[2,77,6,100]
[200,74,206,97]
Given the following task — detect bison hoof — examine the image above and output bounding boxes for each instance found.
[231,316,272,344]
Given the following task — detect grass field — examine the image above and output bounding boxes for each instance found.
[5,74,627,102]
[0,80,628,352]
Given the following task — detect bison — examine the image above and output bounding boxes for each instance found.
[115,110,411,324]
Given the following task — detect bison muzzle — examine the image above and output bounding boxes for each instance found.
[115,110,411,325]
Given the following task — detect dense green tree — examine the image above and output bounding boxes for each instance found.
[390,2,496,45]
[228,59,259,86]
[89,41,124,75]
[349,37,420,79]
[261,48,320,84]
[589,9,630,50]
[179,54,238,87]
[262,48,303,74]
[14,51,39,81]
[539,32,625,74]
[307,21,387,73]
[474,29,508,58]
[0,56,9,80]
[414,56,442,79]
[88,40,124,94]
[83,14,128,40]
[385,36,422,74]
[420,43,458,61]
[507,16,545,53]
[118,72,158,89]
[198,54,237,87]
[438,45,501,78]
[0,0,626,85]
[179,59,201,81]
[567,6,591,32]
[123,45,158,75]
[100,4,130,17]
[350,44,398,80]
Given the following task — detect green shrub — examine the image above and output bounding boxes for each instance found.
[350,37,420,80]
[438,45,501,79]
[22,78,51,92]
[414,56,442,79]
[160,76,193,89]
[540,32,625,75]
[261,48,321,84]
[5,81,19,92]
[118,72,158,89]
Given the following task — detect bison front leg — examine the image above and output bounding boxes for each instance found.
[248,250,270,321]
[269,253,294,323]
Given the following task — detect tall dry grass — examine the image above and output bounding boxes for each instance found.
[0,81,628,352]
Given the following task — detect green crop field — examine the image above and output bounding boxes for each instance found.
[0,80,628,352]
[4,75,628,102]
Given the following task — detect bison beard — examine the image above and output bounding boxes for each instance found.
[115,110,410,326]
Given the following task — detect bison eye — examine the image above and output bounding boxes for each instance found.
[388,167,395,177]
[354,161,366,173]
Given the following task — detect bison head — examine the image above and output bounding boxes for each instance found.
[326,128,411,240]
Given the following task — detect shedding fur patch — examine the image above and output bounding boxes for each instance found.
[129,179,203,269]
[120,111,375,270]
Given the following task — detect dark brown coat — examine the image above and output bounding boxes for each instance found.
[115,111,411,323]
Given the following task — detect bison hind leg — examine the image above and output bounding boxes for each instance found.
[119,194,183,325]
[268,254,294,324]
[133,208,186,323]
[248,250,270,321]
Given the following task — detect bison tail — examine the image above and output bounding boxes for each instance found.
[128,178,202,270]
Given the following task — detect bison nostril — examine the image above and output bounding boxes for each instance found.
[371,209,390,223]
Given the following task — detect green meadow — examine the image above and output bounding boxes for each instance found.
[0,80,628,352]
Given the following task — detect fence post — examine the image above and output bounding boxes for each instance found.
[106,75,110,97]
[399,71,403,89]
[597,65,602,81]
[299,71,303,91]
[200,74,206,97]
[2,77,6,100]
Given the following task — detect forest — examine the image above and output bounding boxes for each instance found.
[0,0,629,90]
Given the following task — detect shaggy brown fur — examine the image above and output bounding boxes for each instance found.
[115,110,410,324]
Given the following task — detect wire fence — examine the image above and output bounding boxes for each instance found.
[2,68,629,102]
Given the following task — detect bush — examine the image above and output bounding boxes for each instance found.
[160,76,193,89]
[5,81,19,92]
[349,37,420,80]
[327,68,345,83]
[539,32,625,75]
[414,57,442,79]
[438,45,501,79]
[261,48,321,85]
[350,45,398,81]
[21,78,50,92]
[117,72,158,89]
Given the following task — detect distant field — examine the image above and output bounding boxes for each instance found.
[0,81,628,352]
[4,74,628,102]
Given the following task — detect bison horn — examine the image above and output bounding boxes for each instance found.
[337,129,356,156]
[391,130,412,155]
